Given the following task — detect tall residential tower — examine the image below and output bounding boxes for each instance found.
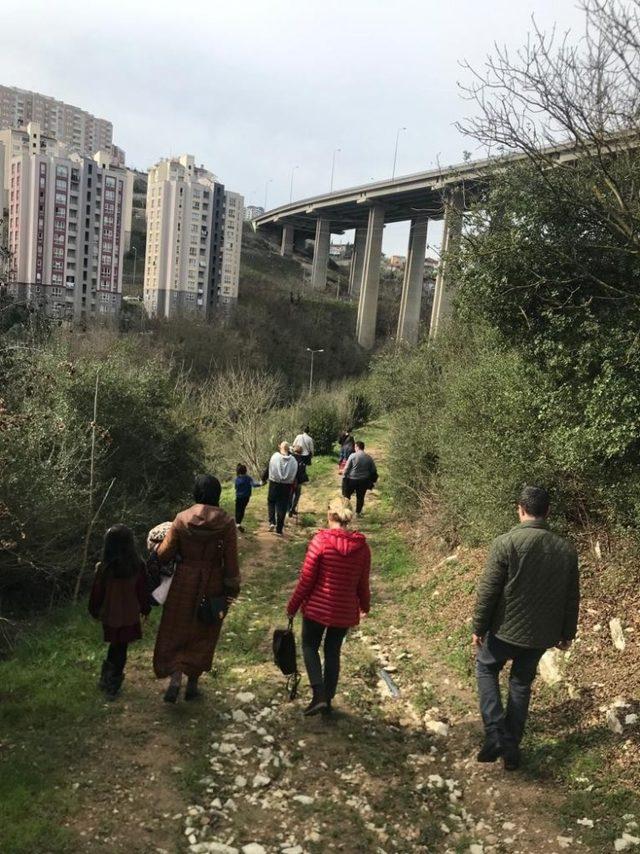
[0,85,120,161]
[143,154,243,318]
[7,146,127,320]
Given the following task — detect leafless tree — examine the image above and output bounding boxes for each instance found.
[206,367,283,475]
[456,1,640,276]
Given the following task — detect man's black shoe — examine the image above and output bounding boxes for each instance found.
[502,744,521,771]
[477,739,502,763]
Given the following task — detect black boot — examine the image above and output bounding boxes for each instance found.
[98,661,112,692]
[184,677,200,701]
[105,669,124,701]
[303,685,327,717]
[477,738,502,763]
[502,743,521,771]
[321,699,333,718]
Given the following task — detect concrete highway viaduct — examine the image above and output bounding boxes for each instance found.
[252,139,616,349]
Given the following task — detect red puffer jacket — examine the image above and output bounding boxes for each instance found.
[287,528,371,628]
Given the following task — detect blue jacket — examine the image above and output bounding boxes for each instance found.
[235,475,254,499]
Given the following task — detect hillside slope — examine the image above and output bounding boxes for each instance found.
[1,421,638,853]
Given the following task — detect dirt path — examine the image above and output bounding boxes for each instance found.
[65,438,599,853]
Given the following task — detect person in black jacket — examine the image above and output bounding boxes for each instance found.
[341,441,378,515]
[289,444,310,517]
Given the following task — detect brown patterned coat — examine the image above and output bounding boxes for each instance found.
[153,504,240,678]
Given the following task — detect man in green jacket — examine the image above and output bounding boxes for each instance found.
[472,485,579,770]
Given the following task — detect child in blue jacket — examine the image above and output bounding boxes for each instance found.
[234,464,262,532]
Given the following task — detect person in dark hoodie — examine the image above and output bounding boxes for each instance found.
[153,475,241,703]
[287,496,371,717]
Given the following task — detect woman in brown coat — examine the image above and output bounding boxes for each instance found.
[153,475,240,702]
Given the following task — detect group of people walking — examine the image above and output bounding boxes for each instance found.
[89,430,580,771]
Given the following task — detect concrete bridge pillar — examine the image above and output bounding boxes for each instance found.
[280,224,294,257]
[311,218,331,290]
[429,190,463,338]
[397,214,428,345]
[348,226,367,298]
[356,205,385,349]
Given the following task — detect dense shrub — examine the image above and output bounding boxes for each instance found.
[298,394,342,456]
[0,334,204,611]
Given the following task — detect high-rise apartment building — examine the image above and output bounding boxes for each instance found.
[220,191,244,303]
[6,147,126,320]
[0,85,117,159]
[244,204,264,221]
[144,154,240,319]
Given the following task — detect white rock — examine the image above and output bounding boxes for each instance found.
[252,774,270,788]
[577,817,594,827]
[232,709,248,723]
[606,708,624,734]
[539,648,563,685]
[293,794,314,805]
[190,845,239,854]
[557,837,573,849]
[625,714,638,725]
[281,848,303,854]
[242,846,267,854]
[610,618,627,652]
[236,692,256,704]
[469,845,484,854]
[615,835,640,851]
[425,719,449,737]
[234,775,247,788]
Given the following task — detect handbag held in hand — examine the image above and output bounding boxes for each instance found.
[272,617,300,700]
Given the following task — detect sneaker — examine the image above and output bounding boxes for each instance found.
[237,524,245,533]
[502,744,521,771]
[477,738,502,763]
[303,687,327,717]
[268,524,276,532]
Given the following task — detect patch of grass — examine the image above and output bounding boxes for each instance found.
[0,606,119,852]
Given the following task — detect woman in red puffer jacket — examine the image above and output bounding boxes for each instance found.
[287,495,371,717]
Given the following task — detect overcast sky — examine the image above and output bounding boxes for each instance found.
[2,0,587,254]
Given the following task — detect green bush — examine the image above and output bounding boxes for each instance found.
[0,333,204,610]
[298,394,342,455]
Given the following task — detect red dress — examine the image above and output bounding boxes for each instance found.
[287,528,371,628]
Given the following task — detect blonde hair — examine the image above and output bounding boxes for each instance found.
[328,495,353,525]
[279,441,291,454]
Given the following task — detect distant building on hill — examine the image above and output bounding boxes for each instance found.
[143,154,243,319]
[5,144,127,321]
[329,242,350,259]
[0,85,122,162]
[388,254,406,270]
[244,204,264,221]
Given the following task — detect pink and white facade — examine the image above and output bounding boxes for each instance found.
[7,149,126,320]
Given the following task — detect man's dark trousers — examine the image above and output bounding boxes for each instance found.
[342,478,368,514]
[476,633,545,748]
[268,482,291,533]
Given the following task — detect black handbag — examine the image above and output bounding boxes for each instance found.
[197,594,229,625]
[272,617,300,700]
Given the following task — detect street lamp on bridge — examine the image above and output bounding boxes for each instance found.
[392,126,407,180]
[264,177,273,210]
[306,347,324,395]
[289,165,299,203]
[330,147,341,191]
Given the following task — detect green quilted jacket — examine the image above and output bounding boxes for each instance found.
[473,520,580,649]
